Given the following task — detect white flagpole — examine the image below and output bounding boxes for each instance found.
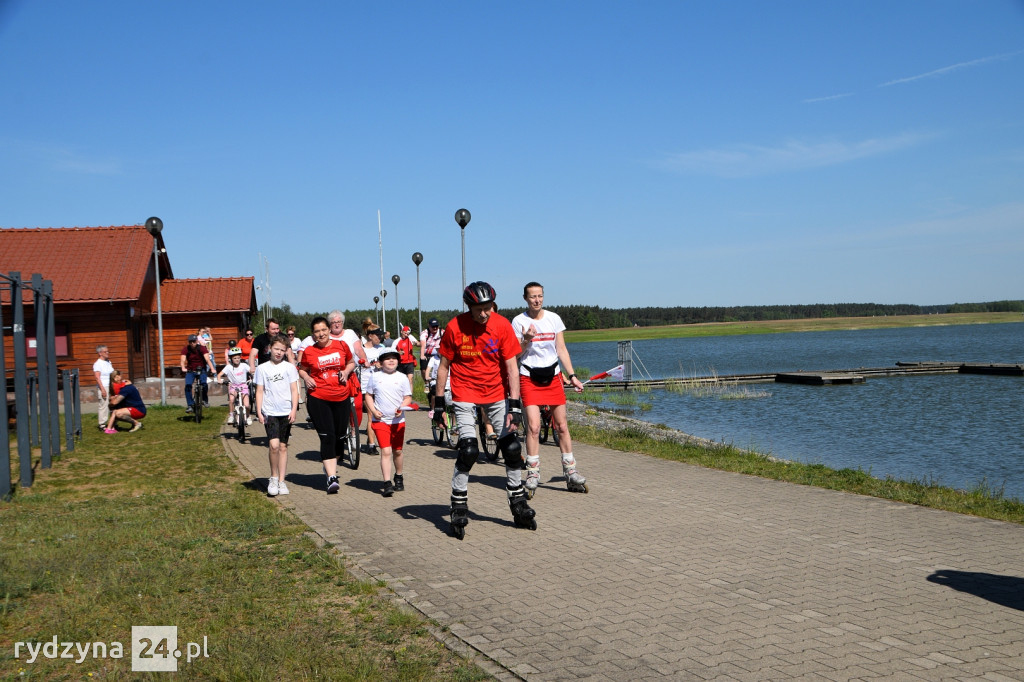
[378,210,386,332]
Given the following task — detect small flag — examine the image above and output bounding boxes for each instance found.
[586,365,624,382]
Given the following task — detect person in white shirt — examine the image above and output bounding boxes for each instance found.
[254,335,299,498]
[365,348,413,497]
[512,281,588,498]
[92,345,114,430]
[217,347,252,426]
[360,327,385,454]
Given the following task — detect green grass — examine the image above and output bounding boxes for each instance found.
[567,418,1024,524]
[1,406,488,681]
[564,311,1023,344]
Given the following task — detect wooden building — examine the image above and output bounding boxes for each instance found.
[0,226,257,393]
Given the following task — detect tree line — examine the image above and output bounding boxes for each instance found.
[256,299,1024,335]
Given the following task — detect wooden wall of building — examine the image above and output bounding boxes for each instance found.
[2,301,134,390]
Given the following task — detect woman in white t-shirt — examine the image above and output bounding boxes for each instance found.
[511,282,587,498]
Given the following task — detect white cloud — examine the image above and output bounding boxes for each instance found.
[802,92,855,104]
[656,133,932,177]
[879,50,1024,88]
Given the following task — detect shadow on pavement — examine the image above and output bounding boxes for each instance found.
[392,503,515,535]
[345,477,389,495]
[285,472,328,492]
[294,449,322,462]
[927,570,1024,611]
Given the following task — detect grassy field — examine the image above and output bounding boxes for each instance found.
[1,406,487,681]
[563,311,1023,344]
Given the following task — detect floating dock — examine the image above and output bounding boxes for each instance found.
[587,362,1024,389]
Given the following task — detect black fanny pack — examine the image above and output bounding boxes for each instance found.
[526,362,558,385]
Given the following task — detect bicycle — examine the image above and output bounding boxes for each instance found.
[340,396,360,469]
[538,405,560,446]
[188,370,205,424]
[479,409,498,461]
[225,379,252,443]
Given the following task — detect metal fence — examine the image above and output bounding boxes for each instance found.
[2,271,83,500]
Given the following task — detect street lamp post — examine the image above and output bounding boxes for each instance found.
[411,252,423,335]
[391,274,401,333]
[380,289,388,334]
[144,217,166,406]
[455,209,471,310]
[373,296,380,328]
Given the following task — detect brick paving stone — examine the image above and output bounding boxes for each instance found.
[219,407,1024,680]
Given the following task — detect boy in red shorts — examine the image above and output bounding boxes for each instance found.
[365,348,413,497]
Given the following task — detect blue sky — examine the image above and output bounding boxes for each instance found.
[2,1,1022,316]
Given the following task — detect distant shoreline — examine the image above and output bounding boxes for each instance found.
[564,311,1022,344]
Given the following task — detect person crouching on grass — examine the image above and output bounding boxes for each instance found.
[365,348,412,497]
[254,335,299,497]
[104,370,146,433]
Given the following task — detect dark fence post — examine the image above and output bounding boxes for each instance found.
[33,274,52,469]
[63,370,76,452]
[11,272,32,489]
[27,371,38,446]
[44,280,60,459]
[71,368,82,440]
[1,280,10,500]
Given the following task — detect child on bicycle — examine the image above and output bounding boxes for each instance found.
[217,347,252,426]
[365,348,413,497]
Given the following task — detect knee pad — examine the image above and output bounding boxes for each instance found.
[455,437,479,473]
[498,434,524,469]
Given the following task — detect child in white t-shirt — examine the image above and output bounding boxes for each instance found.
[253,336,299,498]
[217,347,252,426]
[365,348,412,497]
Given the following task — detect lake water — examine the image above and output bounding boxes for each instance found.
[567,322,1024,500]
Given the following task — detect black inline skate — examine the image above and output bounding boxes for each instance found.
[507,485,537,531]
[450,489,470,539]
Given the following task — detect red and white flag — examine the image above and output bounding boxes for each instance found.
[586,364,624,382]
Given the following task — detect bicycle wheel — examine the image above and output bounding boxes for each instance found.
[445,410,458,449]
[345,403,360,469]
[236,401,246,443]
[193,382,203,424]
[431,418,443,445]
[479,420,496,460]
[539,410,550,444]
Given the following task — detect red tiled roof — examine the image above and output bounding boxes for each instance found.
[0,225,164,303]
[157,277,256,314]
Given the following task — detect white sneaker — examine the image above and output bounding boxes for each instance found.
[246,417,253,425]
[277,480,290,495]
[267,477,279,497]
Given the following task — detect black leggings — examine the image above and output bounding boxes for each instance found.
[305,395,351,462]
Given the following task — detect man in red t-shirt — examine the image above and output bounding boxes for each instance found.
[433,281,535,538]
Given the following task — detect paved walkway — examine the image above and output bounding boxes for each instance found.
[219,406,1024,681]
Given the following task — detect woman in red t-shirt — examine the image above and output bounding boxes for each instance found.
[297,316,355,494]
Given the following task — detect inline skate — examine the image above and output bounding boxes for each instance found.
[563,456,588,493]
[507,485,537,530]
[523,457,540,499]
[450,489,470,539]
